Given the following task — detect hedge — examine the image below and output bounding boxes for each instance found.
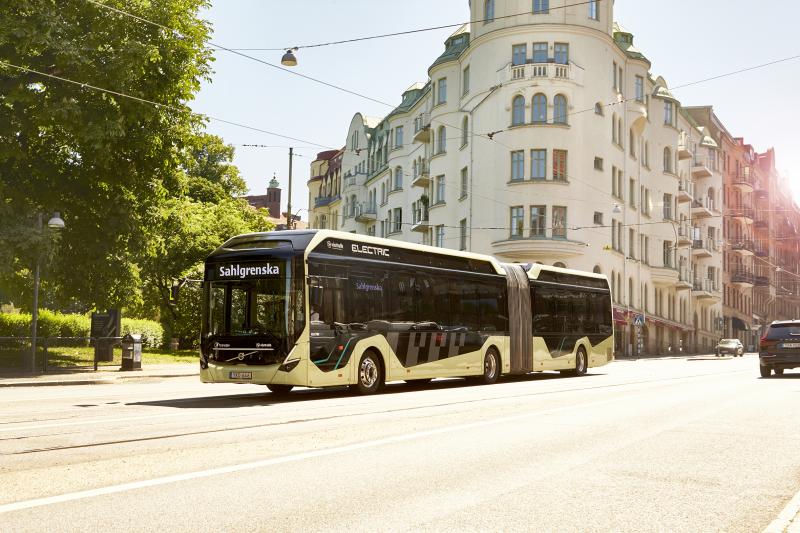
[0,311,163,348]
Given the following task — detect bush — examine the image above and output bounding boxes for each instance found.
[0,311,162,348]
[121,318,163,349]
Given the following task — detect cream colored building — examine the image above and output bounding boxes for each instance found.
[308,0,725,354]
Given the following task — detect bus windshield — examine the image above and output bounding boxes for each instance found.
[204,258,305,343]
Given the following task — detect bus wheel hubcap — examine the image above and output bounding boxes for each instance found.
[485,354,496,378]
[361,358,378,388]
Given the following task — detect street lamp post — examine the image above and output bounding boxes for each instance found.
[30,212,65,372]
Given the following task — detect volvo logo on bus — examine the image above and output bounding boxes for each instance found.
[351,244,390,258]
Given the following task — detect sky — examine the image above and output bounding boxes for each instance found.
[193,0,800,220]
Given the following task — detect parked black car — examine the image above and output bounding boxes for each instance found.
[759,320,800,377]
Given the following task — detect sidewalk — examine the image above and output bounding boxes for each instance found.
[615,353,739,362]
[0,364,199,388]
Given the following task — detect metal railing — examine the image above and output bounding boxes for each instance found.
[0,336,124,373]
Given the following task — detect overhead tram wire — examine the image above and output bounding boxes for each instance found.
[226,0,600,51]
[0,60,334,150]
[83,0,394,108]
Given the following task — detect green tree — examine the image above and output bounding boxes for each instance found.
[0,0,213,311]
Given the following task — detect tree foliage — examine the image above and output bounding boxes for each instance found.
[0,1,274,344]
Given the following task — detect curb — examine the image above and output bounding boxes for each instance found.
[764,486,800,532]
[0,371,198,388]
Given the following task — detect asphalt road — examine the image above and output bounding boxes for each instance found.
[1,355,798,532]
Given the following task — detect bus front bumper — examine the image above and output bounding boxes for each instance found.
[200,358,305,386]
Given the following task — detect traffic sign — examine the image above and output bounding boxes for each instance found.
[633,314,645,327]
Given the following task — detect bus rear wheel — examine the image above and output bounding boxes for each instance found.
[564,347,588,377]
[266,384,293,395]
[479,349,501,385]
[353,351,383,395]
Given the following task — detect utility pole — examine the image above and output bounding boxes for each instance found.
[30,213,42,372]
[287,147,294,230]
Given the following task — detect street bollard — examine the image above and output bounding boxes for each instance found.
[120,334,142,371]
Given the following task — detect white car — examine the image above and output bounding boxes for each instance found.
[715,338,744,357]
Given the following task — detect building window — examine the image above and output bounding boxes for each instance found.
[395,126,403,149]
[532,42,548,63]
[511,150,525,181]
[663,147,673,173]
[635,75,644,102]
[435,175,446,204]
[437,78,447,105]
[595,102,604,115]
[394,166,403,190]
[531,149,546,180]
[594,157,604,171]
[437,125,446,154]
[553,94,568,124]
[552,206,567,238]
[459,219,467,251]
[533,0,549,14]
[629,130,636,157]
[664,100,674,126]
[460,167,468,199]
[593,211,603,225]
[532,93,547,123]
[530,205,546,237]
[629,178,636,208]
[613,61,618,90]
[554,43,569,65]
[510,206,524,239]
[553,149,567,181]
[588,0,598,20]
[392,208,402,233]
[512,44,527,66]
[435,225,445,247]
[629,229,635,259]
[663,193,673,220]
[462,65,470,95]
[461,116,469,147]
[663,241,673,268]
[512,95,526,126]
[484,0,494,23]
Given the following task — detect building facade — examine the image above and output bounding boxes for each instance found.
[308,0,798,354]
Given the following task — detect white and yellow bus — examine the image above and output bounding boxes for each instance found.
[200,230,614,394]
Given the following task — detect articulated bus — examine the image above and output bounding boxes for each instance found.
[200,230,614,394]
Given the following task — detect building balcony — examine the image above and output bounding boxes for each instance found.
[354,202,377,223]
[314,195,340,208]
[692,239,713,258]
[692,279,721,301]
[691,197,718,218]
[730,240,755,256]
[732,170,754,192]
[731,270,755,287]
[413,113,431,143]
[410,207,430,233]
[754,276,771,287]
[650,265,679,286]
[677,141,693,161]
[411,162,431,188]
[502,61,584,86]
[676,225,693,247]
[691,157,713,179]
[729,206,754,224]
[491,236,587,262]
[676,268,693,291]
[677,180,694,203]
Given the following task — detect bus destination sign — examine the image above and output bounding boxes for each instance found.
[217,263,281,280]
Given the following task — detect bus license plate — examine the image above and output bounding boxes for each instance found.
[781,343,800,349]
[229,371,252,380]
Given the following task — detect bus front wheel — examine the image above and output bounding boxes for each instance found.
[352,351,383,395]
[564,347,588,377]
[267,384,293,395]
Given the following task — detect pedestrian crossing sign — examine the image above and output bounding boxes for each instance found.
[633,314,645,327]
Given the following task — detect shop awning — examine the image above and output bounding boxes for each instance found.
[731,317,748,331]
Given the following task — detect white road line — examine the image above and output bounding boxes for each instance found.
[764,486,800,533]
[0,395,628,514]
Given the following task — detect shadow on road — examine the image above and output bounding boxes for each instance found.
[127,372,604,409]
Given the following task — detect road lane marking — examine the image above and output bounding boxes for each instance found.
[764,486,800,533]
[0,395,634,514]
